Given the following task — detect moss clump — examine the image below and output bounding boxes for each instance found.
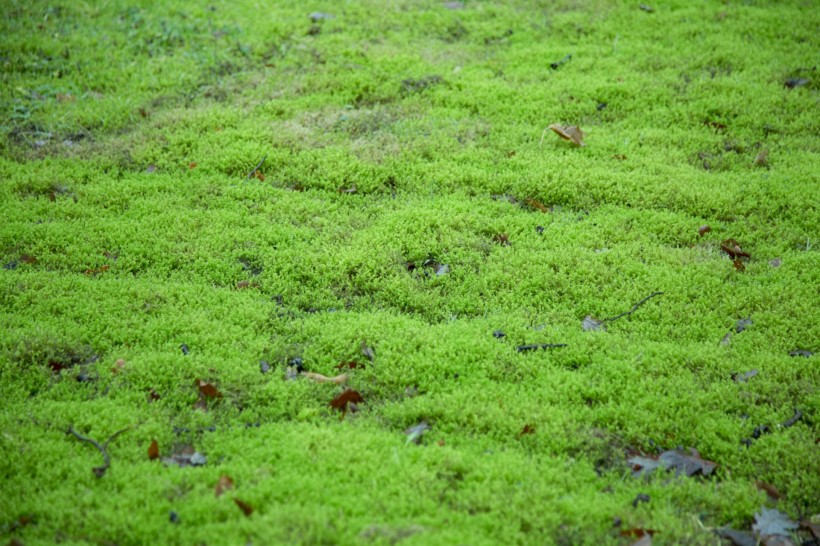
[1,0,818,545]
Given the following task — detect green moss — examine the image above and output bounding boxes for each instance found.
[1,0,818,544]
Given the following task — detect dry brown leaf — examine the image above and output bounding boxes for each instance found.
[548,124,586,146]
[215,475,234,497]
[234,498,253,516]
[196,379,223,399]
[147,440,159,461]
[698,225,712,237]
[302,372,348,385]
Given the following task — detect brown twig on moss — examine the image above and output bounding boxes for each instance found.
[67,425,132,478]
[602,291,664,324]
[244,155,267,182]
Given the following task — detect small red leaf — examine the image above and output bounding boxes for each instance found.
[330,389,364,413]
[148,440,159,460]
[733,259,745,271]
[698,225,712,237]
[524,198,550,213]
[188,162,198,169]
[20,254,38,264]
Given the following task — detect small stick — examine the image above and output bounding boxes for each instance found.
[602,291,664,324]
[517,344,568,352]
[67,425,131,478]
[245,154,267,181]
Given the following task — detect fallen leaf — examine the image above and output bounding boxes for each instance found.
[755,481,781,500]
[720,332,732,346]
[196,379,223,399]
[524,198,550,213]
[162,445,207,468]
[632,493,650,507]
[548,124,585,146]
[699,225,712,237]
[519,424,535,436]
[188,162,197,169]
[338,185,357,194]
[20,254,38,264]
[620,529,657,538]
[732,369,759,382]
[302,372,348,385]
[434,263,449,276]
[715,528,758,546]
[736,318,753,333]
[769,258,782,268]
[721,239,751,260]
[784,78,809,89]
[753,508,798,538]
[404,422,430,445]
[234,498,253,516]
[493,233,510,246]
[754,149,769,167]
[259,360,271,374]
[629,448,716,477]
[330,389,364,413]
[236,280,250,289]
[335,361,364,370]
[147,389,161,402]
[148,440,159,460]
[215,475,234,497]
[583,316,607,332]
[361,340,375,363]
[612,154,627,160]
[733,259,746,271]
[192,398,208,411]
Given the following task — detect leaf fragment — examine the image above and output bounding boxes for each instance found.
[302,372,348,385]
[732,369,758,382]
[195,379,223,399]
[755,481,781,500]
[234,498,253,516]
[629,448,716,477]
[162,445,207,468]
[736,318,753,333]
[148,440,159,461]
[361,340,375,363]
[698,225,712,237]
[583,316,607,332]
[714,528,757,546]
[752,508,798,538]
[404,422,430,444]
[330,389,364,414]
[215,475,234,497]
[519,424,535,436]
[548,124,586,146]
[721,239,751,260]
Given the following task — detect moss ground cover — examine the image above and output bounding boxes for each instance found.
[1,0,818,544]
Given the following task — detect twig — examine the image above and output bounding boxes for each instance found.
[517,344,568,352]
[67,425,131,478]
[602,291,664,323]
[245,154,267,181]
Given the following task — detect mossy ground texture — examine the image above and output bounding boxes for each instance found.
[1,0,819,544]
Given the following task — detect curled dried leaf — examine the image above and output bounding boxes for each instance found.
[302,372,348,385]
[547,124,586,146]
[698,225,712,237]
